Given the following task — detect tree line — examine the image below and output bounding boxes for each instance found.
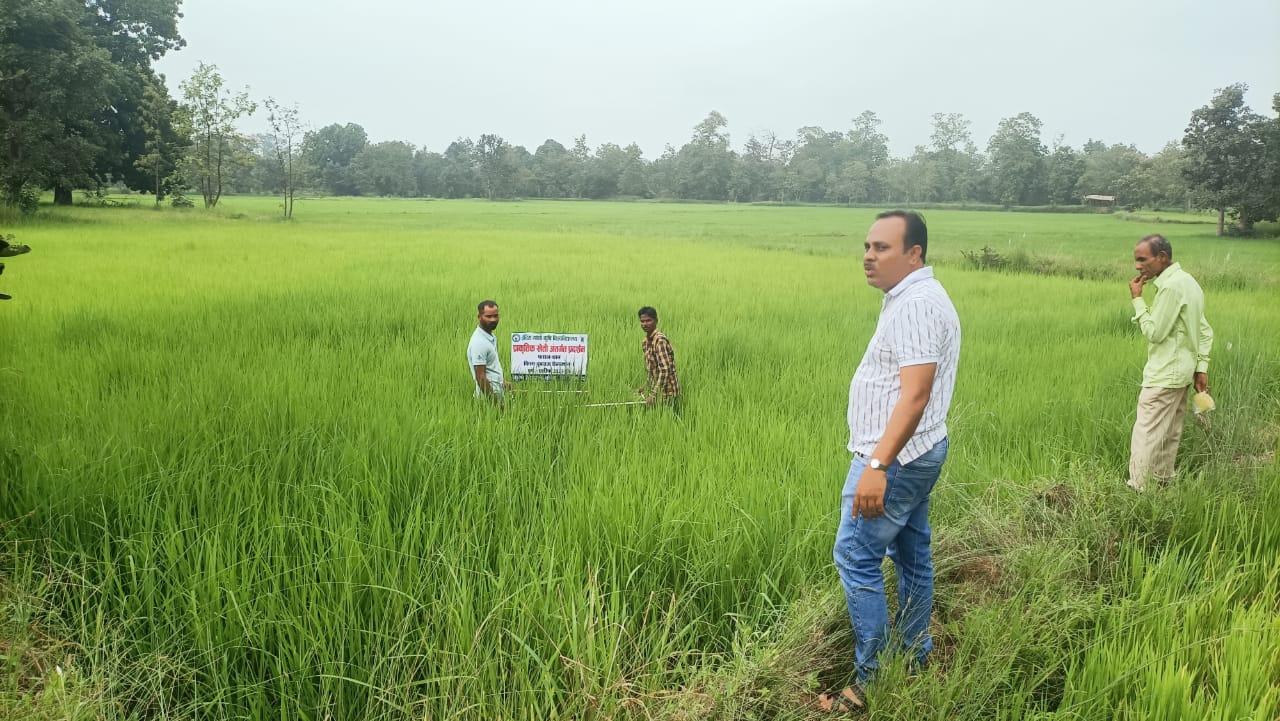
[2,1,1278,233]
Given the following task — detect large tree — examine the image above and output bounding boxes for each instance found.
[1044,140,1084,206]
[300,123,367,196]
[0,0,184,209]
[413,149,446,198]
[676,111,734,201]
[1142,142,1192,211]
[585,142,624,199]
[647,144,681,199]
[731,132,783,202]
[1075,141,1144,203]
[1253,94,1280,226]
[883,151,937,205]
[82,0,185,203]
[927,112,982,202]
[132,73,186,203]
[0,0,115,210]
[475,133,513,199]
[1182,84,1268,235]
[178,62,255,208]
[616,143,648,198]
[351,141,416,196]
[440,138,481,198]
[846,110,890,202]
[987,112,1048,206]
[788,126,844,203]
[531,139,574,198]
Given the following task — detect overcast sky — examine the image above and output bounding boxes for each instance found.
[155,0,1280,158]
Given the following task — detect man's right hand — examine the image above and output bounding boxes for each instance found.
[1129,274,1146,298]
[853,467,888,519]
[1194,372,1209,394]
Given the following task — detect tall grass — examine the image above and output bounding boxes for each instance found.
[1,198,1277,719]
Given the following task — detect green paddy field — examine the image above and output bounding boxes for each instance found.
[1,198,1276,720]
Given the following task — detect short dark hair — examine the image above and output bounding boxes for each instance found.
[477,300,498,314]
[638,306,658,320]
[1139,234,1173,261]
[875,210,928,263]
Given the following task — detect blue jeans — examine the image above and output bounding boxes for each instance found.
[833,438,948,681]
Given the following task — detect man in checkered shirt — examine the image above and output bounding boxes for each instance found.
[637,306,680,410]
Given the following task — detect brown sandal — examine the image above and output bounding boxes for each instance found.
[815,685,865,712]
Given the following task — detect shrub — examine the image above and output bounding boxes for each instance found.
[1,184,41,215]
[960,245,1007,271]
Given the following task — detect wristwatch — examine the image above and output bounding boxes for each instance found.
[868,458,888,471]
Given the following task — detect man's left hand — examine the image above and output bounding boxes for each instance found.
[502,380,512,390]
[853,467,887,519]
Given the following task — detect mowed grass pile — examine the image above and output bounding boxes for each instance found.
[0,199,1277,720]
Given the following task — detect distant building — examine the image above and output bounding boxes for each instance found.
[1083,194,1117,208]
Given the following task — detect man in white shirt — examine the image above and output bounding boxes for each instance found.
[822,211,961,712]
[468,300,510,408]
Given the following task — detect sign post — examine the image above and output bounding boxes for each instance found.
[510,333,589,383]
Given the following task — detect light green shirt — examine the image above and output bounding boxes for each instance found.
[468,326,505,400]
[1131,262,1212,388]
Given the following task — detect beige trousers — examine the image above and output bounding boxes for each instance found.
[1128,385,1189,489]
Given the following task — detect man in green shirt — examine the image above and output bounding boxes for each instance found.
[1127,234,1213,491]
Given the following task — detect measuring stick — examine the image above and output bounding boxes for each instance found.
[583,401,646,408]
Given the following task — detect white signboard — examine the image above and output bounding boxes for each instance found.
[510,333,589,381]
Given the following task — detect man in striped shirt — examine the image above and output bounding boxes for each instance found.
[825,211,960,711]
[638,306,680,409]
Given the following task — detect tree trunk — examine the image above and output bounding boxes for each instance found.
[1216,209,1225,236]
[53,186,72,205]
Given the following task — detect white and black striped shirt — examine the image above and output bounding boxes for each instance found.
[847,266,960,464]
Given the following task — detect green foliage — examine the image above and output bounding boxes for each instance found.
[177,62,256,209]
[960,245,1008,270]
[987,112,1049,206]
[119,92,1275,217]
[129,72,187,204]
[1045,143,1084,205]
[351,140,417,197]
[1,184,41,215]
[1181,84,1272,233]
[263,97,305,218]
[0,0,114,205]
[1076,142,1145,200]
[0,0,183,210]
[301,122,369,196]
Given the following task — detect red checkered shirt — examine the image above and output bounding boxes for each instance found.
[643,331,681,399]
